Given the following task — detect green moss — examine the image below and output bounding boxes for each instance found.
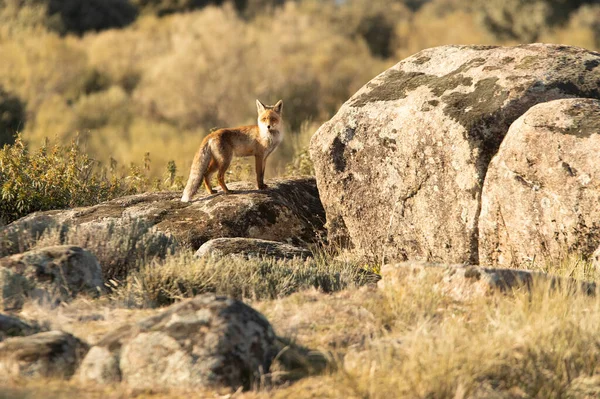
[441,78,509,131]
[563,100,600,138]
[350,58,486,107]
[413,56,431,65]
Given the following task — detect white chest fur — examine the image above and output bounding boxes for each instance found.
[260,129,283,155]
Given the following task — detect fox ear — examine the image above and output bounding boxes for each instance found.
[256,99,266,114]
[273,100,283,114]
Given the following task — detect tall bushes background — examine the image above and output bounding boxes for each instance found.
[1,0,599,179]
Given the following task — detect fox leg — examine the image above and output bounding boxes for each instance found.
[255,154,268,190]
[203,160,218,194]
[215,152,232,194]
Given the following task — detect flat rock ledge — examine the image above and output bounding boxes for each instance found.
[1,178,325,256]
[379,262,596,300]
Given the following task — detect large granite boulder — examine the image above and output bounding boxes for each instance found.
[78,294,278,391]
[1,178,325,256]
[0,246,104,310]
[0,331,89,380]
[310,44,600,264]
[479,98,600,267]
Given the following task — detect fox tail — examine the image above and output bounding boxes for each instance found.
[181,143,211,202]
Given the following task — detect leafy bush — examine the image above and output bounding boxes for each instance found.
[0,136,135,224]
[0,87,25,147]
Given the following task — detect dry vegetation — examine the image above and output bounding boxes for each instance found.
[2,0,600,397]
[2,218,600,397]
[2,254,599,398]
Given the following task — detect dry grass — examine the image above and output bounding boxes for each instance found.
[110,249,372,308]
[6,254,600,398]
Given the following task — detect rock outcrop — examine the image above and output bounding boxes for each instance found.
[0,246,104,310]
[79,294,278,391]
[310,44,600,264]
[195,238,313,261]
[479,99,600,267]
[0,314,39,341]
[1,178,325,256]
[0,331,88,379]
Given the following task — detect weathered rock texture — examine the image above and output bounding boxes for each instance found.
[195,238,313,261]
[79,294,278,391]
[0,331,89,379]
[1,178,325,256]
[0,246,104,310]
[479,99,600,267]
[0,314,39,341]
[310,44,600,264]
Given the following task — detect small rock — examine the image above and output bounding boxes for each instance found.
[379,262,595,300]
[78,346,120,384]
[0,314,39,341]
[194,238,313,261]
[593,246,600,270]
[0,245,104,310]
[0,330,89,380]
[79,294,278,391]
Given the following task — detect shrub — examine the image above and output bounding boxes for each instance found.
[0,87,26,147]
[0,136,135,224]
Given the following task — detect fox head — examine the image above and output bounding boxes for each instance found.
[256,99,283,134]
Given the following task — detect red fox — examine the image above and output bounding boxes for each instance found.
[181,99,283,202]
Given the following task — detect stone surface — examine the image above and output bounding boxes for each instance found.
[0,331,89,379]
[310,44,600,264]
[0,314,39,341]
[0,246,104,310]
[79,294,278,391]
[479,98,600,267]
[77,346,121,384]
[378,262,595,300]
[593,246,600,271]
[194,238,313,261]
[1,178,325,256]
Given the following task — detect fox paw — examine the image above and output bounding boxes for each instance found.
[258,184,269,190]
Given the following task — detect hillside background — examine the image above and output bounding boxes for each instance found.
[1,0,600,180]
